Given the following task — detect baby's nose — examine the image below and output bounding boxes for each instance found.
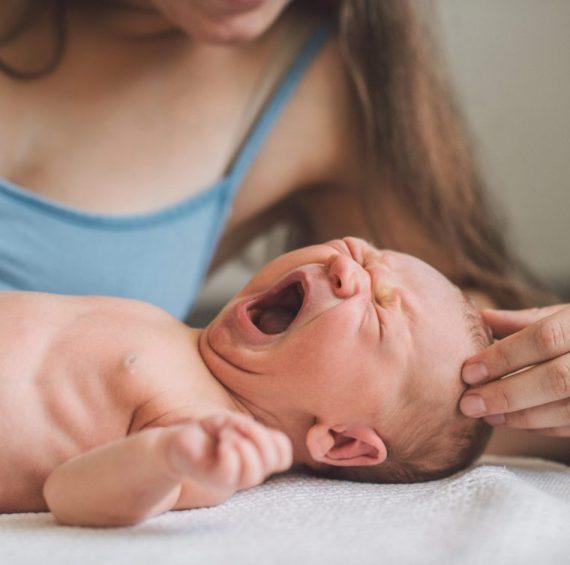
[327,254,366,299]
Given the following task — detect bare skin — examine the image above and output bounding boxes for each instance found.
[0,238,491,526]
[461,305,570,462]
[0,3,357,230]
[0,1,565,470]
[0,1,449,268]
[0,291,291,525]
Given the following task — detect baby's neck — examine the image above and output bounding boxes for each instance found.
[185,327,253,417]
[128,326,252,433]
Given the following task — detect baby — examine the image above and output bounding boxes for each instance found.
[0,237,491,526]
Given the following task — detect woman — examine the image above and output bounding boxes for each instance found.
[0,1,567,459]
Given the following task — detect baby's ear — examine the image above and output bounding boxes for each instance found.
[306,422,387,467]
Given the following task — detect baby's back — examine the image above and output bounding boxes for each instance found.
[0,292,175,511]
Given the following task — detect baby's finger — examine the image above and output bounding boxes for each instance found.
[226,417,280,471]
[164,424,215,479]
[482,305,567,338]
[211,430,243,487]
[460,354,570,418]
[462,307,570,385]
[229,433,265,489]
[270,429,293,471]
[199,413,234,437]
[484,397,570,430]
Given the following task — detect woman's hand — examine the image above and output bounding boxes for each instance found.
[459,304,570,437]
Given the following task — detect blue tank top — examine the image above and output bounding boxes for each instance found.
[0,26,329,320]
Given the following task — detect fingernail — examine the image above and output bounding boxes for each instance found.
[484,414,505,426]
[462,362,488,384]
[460,395,487,417]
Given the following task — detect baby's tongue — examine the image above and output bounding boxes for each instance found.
[257,306,296,334]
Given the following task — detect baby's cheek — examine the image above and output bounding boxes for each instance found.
[279,327,365,385]
[279,345,384,420]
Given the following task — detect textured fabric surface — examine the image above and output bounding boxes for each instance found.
[0,456,568,565]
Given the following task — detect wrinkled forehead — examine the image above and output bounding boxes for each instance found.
[363,246,456,298]
[348,242,472,414]
[372,250,475,398]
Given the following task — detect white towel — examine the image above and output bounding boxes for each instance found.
[0,456,568,565]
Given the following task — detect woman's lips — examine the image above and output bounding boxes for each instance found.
[211,0,267,16]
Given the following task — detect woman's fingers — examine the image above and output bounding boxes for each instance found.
[482,304,568,338]
[460,353,570,418]
[529,425,570,438]
[483,398,570,430]
[482,305,564,338]
[462,306,570,385]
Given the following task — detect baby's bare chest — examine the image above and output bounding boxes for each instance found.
[0,295,149,508]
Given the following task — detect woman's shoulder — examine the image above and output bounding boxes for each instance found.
[277,10,363,185]
[299,31,364,185]
[227,17,364,230]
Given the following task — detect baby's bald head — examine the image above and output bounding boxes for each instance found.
[203,237,494,484]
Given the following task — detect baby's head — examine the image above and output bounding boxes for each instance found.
[200,237,492,483]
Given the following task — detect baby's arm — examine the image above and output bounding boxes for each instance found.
[43,413,292,527]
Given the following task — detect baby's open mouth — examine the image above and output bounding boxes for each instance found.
[247,281,305,335]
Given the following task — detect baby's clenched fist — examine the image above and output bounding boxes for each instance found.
[162,412,293,491]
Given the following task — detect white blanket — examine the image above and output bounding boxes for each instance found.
[0,456,568,565]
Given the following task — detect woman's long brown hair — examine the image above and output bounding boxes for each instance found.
[327,0,551,308]
[0,0,553,308]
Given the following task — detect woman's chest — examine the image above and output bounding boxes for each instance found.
[0,66,250,213]
[0,36,339,223]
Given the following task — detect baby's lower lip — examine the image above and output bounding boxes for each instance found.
[233,298,271,345]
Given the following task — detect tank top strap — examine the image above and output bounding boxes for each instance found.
[223,24,331,197]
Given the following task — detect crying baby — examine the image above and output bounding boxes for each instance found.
[0,237,491,526]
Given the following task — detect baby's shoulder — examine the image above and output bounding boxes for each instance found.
[119,323,215,433]
[73,295,184,353]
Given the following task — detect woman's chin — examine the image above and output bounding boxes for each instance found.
[153,0,289,44]
[181,16,277,44]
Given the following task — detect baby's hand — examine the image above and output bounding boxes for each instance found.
[162,412,293,492]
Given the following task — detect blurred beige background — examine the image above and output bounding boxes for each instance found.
[438,0,570,290]
[191,1,570,320]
